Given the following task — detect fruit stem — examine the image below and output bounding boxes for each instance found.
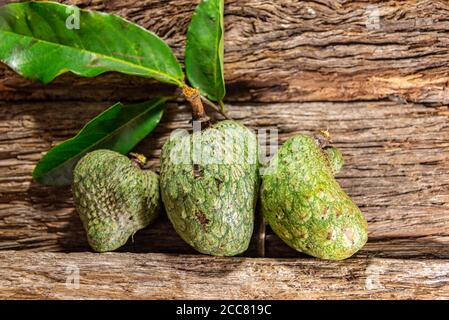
[182,85,210,124]
[314,129,332,149]
[129,152,147,169]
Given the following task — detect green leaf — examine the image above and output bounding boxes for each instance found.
[0,1,184,86]
[185,0,225,105]
[33,97,167,186]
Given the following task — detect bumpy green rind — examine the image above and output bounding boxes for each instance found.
[261,135,368,260]
[324,146,344,175]
[72,149,160,252]
[160,120,259,256]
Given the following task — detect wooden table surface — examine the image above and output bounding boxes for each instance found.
[0,0,448,299]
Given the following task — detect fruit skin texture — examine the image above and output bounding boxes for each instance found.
[160,120,259,256]
[324,146,344,175]
[72,149,160,252]
[261,135,368,260]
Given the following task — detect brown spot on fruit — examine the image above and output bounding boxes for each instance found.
[344,228,355,245]
[193,164,204,179]
[321,206,329,219]
[196,211,210,229]
[215,177,223,190]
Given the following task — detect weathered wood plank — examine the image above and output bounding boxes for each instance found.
[0,100,448,257]
[266,233,449,259]
[0,251,448,299]
[1,0,449,103]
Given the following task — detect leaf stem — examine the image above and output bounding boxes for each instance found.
[200,96,232,120]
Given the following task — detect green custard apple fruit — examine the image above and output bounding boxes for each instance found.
[72,149,160,252]
[261,134,368,260]
[160,120,259,256]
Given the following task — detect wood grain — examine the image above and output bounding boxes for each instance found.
[0,100,448,258]
[1,0,449,104]
[1,0,449,299]
[0,251,448,299]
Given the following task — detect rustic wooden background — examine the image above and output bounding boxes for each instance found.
[0,0,448,299]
